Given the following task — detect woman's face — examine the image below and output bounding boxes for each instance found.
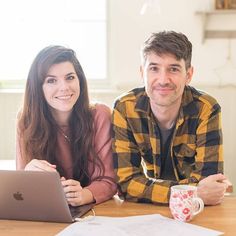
[42,61,80,122]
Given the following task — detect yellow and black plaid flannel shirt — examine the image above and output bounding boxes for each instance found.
[112,86,223,204]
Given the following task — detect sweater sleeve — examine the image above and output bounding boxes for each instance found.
[85,104,117,204]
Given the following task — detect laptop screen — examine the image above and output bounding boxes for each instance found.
[0,170,93,222]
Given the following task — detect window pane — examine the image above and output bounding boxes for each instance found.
[0,0,106,81]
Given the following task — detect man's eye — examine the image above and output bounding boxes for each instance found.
[149,66,158,72]
[170,67,179,72]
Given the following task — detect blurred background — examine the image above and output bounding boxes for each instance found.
[0,0,235,188]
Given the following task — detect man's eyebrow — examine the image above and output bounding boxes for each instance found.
[148,62,158,66]
[169,64,182,68]
[148,62,182,68]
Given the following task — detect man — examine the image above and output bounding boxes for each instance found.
[112,31,230,205]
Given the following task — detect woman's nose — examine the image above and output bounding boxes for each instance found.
[59,79,69,91]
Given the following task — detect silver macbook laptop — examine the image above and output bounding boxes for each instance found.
[0,170,93,223]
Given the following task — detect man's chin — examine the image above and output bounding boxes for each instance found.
[150,97,175,107]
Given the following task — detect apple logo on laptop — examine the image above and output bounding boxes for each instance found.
[13,191,24,201]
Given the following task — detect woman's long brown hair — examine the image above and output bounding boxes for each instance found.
[17,46,105,186]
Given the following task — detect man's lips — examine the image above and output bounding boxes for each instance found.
[153,86,174,90]
[152,86,175,95]
[156,87,173,90]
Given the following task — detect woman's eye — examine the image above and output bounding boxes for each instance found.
[46,78,56,84]
[67,75,75,80]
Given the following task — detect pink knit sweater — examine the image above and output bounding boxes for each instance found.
[16,103,117,204]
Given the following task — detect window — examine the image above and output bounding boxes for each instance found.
[0,0,107,88]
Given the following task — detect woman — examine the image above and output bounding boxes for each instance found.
[16,45,117,206]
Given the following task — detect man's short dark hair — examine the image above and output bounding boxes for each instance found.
[141,31,192,69]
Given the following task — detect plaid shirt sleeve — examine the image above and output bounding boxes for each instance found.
[112,88,223,204]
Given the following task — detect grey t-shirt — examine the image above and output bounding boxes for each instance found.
[159,126,176,181]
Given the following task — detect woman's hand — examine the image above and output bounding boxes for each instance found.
[24,159,57,172]
[61,177,94,206]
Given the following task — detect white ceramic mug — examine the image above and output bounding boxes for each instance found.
[169,185,204,222]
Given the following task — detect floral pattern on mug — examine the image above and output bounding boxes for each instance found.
[169,185,204,222]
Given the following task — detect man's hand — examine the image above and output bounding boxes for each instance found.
[197,173,231,206]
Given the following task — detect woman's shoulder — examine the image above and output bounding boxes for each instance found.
[90,103,112,129]
[90,103,111,119]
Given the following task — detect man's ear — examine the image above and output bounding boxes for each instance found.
[140,65,144,83]
[186,66,194,85]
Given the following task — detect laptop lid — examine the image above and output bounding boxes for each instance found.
[0,170,93,223]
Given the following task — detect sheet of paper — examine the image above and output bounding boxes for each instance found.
[56,214,223,236]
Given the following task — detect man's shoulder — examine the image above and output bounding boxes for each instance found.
[114,87,145,106]
[187,86,220,109]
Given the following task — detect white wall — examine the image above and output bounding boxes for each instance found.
[1,0,236,187]
[0,92,22,161]
[107,0,236,89]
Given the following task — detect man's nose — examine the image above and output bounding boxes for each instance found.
[158,70,170,84]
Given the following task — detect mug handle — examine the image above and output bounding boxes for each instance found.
[192,197,204,216]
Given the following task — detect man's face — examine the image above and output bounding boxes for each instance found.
[140,52,193,108]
